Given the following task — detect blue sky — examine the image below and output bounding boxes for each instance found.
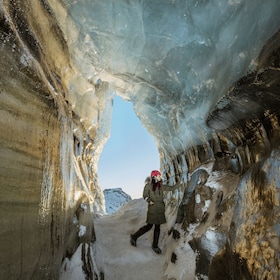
[98,95,160,199]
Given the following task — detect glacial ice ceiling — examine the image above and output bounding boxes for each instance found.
[1,0,280,279]
[47,0,280,164]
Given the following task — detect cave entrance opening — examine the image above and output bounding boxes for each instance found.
[98,95,160,199]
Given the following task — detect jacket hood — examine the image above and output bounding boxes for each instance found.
[145,176,152,184]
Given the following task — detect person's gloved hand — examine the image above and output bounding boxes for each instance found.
[149,201,154,205]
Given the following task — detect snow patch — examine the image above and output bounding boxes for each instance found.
[202,199,211,213]
[79,225,87,237]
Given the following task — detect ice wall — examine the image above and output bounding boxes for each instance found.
[0,1,107,278]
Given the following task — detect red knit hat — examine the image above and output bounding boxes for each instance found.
[151,170,161,177]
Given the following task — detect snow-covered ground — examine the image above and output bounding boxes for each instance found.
[60,198,197,280]
[60,167,239,280]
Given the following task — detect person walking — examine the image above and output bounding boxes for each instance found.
[130,170,181,254]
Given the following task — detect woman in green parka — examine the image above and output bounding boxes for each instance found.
[130,170,182,254]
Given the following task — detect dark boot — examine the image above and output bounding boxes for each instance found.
[130,224,153,247]
[152,225,161,254]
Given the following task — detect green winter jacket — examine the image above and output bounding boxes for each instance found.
[143,179,181,225]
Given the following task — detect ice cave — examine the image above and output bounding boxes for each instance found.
[1,0,280,279]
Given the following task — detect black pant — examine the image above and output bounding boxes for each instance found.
[132,224,160,247]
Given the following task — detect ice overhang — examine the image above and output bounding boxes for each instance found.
[46,0,280,158]
[7,0,276,179]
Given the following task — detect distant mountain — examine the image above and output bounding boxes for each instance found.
[103,188,132,214]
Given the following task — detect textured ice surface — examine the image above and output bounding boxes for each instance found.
[49,0,280,160]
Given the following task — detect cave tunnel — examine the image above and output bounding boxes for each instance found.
[0,0,280,279]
